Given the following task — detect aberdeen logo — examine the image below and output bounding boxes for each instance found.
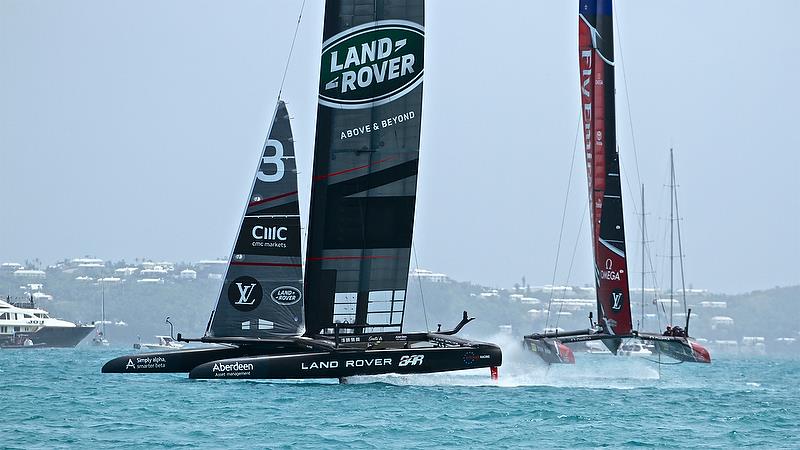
[319,20,424,109]
[228,276,263,312]
[270,286,302,306]
[212,361,254,373]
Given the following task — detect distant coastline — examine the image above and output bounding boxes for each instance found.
[1,257,797,356]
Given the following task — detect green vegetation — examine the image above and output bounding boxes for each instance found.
[1,263,797,354]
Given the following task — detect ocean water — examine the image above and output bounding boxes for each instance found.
[2,344,798,449]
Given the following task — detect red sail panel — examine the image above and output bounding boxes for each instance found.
[579,0,632,345]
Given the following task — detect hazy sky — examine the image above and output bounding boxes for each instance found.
[1,1,798,294]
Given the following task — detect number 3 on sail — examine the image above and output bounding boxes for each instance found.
[256,139,285,183]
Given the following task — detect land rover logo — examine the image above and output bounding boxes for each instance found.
[270,286,302,306]
[228,276,263,312]
[319,20,424,109]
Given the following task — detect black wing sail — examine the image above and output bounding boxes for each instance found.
[305,0,425,336]
[207,100,304,338]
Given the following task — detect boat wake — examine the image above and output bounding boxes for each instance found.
[342,333,662,389]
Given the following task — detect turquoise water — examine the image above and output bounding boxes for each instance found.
[2,347,798,449]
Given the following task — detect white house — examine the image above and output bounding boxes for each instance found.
[115,267,139,276]
[13,269,46,279]
[711,316,734,329]
[180,269,197,280]
[1,262,23,272]
[409,268,449,283]
[98,277,123,284]
[700,301,727,309]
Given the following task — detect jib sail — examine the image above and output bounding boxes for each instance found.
[207,100,304,338]
[304,0,425,335]
[579,0,633,349]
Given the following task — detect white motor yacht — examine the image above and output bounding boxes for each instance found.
[0,297,93,348]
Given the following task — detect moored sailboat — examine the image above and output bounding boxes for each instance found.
[103,1,501,380]
[635,150,710,363]
[92,281,110,346]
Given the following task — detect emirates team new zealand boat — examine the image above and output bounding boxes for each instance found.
[523,0,709,365]
[103,0,501,380]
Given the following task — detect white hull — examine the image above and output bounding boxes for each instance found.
[141,344,184,351]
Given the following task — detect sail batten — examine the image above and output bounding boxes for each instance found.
[579,0,633,351]
[304,0,425,336]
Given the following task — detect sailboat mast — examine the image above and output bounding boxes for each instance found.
[101,282,106,336]
[669,148,675,325]
[641,184,645,329]
[673,152,689,318]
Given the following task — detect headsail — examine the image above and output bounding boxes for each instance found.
[207,100,304,338]
[579,0,632,351]
[304,0,425,335]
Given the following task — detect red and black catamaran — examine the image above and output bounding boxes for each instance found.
[103,0,501,380]
[523,0,709,365]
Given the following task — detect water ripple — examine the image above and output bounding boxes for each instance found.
[1,349,799,448]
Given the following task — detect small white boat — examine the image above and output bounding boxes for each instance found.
[618,342,653,357]
[92,283,111,346]
[92,330,110,347]
[585,341,612,354]
[134,335,184,351]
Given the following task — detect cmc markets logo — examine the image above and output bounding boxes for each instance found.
[270,286,302,306]
[319,20,424,109]
[252,225,288,241]
[228,276,263,312]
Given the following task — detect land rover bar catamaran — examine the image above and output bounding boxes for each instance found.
[522,0,710,365]
[103,0,502,380]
